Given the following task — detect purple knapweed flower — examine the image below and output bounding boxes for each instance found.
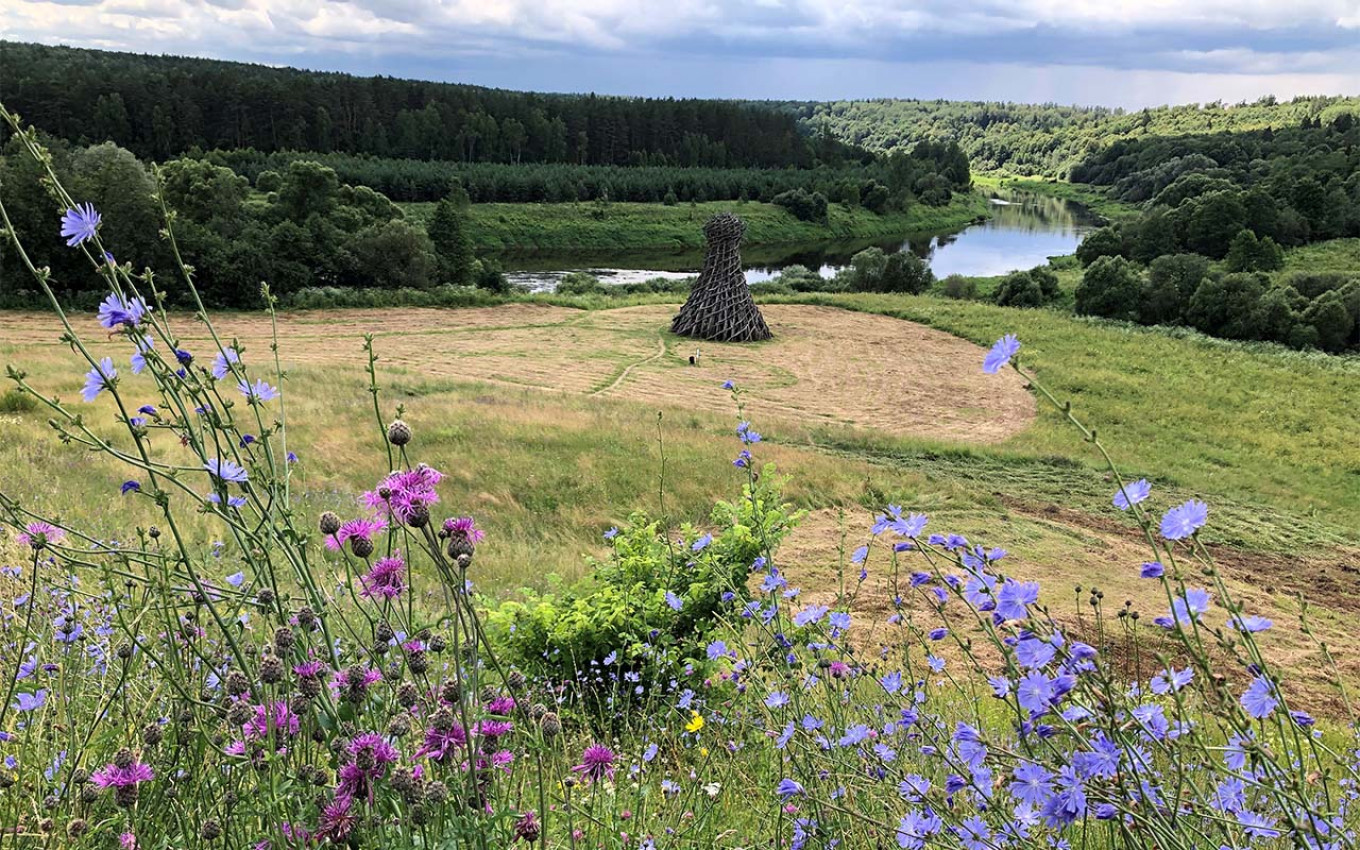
[359,555,406,600]
[572,744,617,783]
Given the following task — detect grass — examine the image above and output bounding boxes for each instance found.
[761,293,1360,540]
[400,194,991,253]
[1282,238,1360,274]
[4,293,1356,601]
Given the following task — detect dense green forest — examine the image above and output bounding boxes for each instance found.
[789,95,1360,176]
[195,146,968,205]
[1059,118,1360,352]
[0,41,865,169]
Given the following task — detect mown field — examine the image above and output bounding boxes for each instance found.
[400,194,991,253]
[4,294,1357,703]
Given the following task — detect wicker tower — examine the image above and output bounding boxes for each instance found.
[671,213,772,343]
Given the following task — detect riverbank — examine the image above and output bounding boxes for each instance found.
[975,174,1140,223]
[400,193,991,253]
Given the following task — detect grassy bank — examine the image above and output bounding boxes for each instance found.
[976,174,1141,223]
[400,193,991,253]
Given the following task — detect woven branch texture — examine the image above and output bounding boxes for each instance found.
[671,213,772,343]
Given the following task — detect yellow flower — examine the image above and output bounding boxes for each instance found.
[685,711,704,733]
[699,746,709,758]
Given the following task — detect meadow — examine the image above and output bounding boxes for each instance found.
[5,109,1360,849]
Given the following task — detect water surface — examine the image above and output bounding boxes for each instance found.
[503,190,1097,292]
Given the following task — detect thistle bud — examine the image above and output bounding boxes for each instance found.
[387,419,412,446]
[350,535,375,559]
[260,655,285,684]
[200,819,222,841]
[540,712,561,738]
[319,511,342,536]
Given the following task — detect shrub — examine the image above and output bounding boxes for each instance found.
[875,250,934,294]
[1224,229,1284,272]
[1303,289,1356,352]
[473,257,511,294]
[1186,272,1269,340]
[0,388,37,413]
[555,272,607,295]
[662,189,678,206]
[487,468,800,701]
[1140,253,1207,326]
[1074,255,1142,321]
[1074,225,1126,266]
[993,270,1047,308]
[941,273,977,299]
[771,187,828,222]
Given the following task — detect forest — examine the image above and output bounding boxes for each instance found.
[791,95,1360,177]
[0,41,865,169]
[1062,116,1360,352]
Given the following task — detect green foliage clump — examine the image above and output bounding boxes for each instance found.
[0,388,37,413]
[994,267,1059,308]
[486,467,801,698]
[555,272,607,296]
[1074,226,1126,267]
[941,274,978,300]
[771,188,829,223]
[1074,256,1142,321]
[1224,229,1285,272]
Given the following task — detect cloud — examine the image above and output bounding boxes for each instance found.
[1,0,1357,104]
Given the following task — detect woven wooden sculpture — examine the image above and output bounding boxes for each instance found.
[671,213,772,342]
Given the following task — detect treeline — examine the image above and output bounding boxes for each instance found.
[0,41,863,169]
[1071,119,1360,264]
[0,139,497,309]
[196,146,968,205]
[787,94,1360,177]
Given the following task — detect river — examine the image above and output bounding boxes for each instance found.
[502,189,1099,292]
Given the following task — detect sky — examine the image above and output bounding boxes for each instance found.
[2,0,1359,107]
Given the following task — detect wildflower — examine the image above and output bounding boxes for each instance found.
[512,811,541,843]
[603,527,619,540]
[765,691,790,709]
[208,493,247,508]
[995,579,1039,620]
[777,778,805,798]
[1158,588,1211,629]
[325,517,387,554]
[13,690,47,711]
[691,533,713,552]
[82,357,117,402]
[120,480,140,495]
[205,458,249,483]
[1015,637,1056,670]
[735,421,762,444]
[664,591,684,611]
[61,203,101,247]
[211,348,240,380]
[238,378,280,403]
[1016,671,1055,715]
[1140,561,1165,579]
[828,611,852,633]
[982,334,1020,374]
[706,640,729,660]
[18,522,65,549]
[572,744,617,783]
[685,711,704,733]
[896,809,943,849]
[1230,614,1273,633]
[1010,761,1053,806]
[1150,667,1194,695]
[286,451,299,464]
[1112,478,1151,510]
[359,555,406,600]
[130,336,154,374]
[91,755,153,806]
[1160,499,1208,540]
[1241,676,1278,719]
[414,722,468,762]
[225,572,245,588]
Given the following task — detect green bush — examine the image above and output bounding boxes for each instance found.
[1074,225,1126,267]
[1140,254,1208,326]
[876,251,934,294]
[485,467,802,704]
[1186,272,1269,340]
[556,272,607,296]
[0,389,37,413]
[1224,229,1285,273]
[771,188,828,222]
[1074,255,1142,321]
[941,274,978,300]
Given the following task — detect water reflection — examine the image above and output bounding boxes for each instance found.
[504,190,1098,292]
